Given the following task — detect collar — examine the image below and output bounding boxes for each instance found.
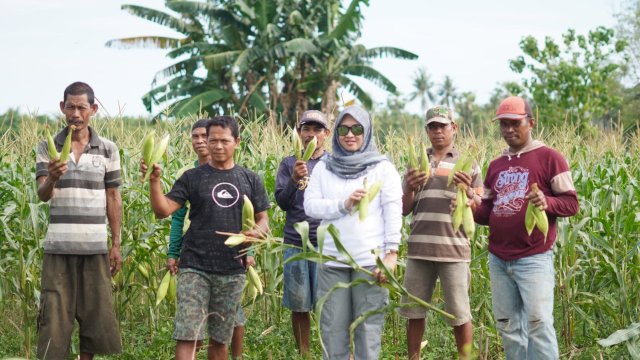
[54,126,101,148]
[501,140,545,160]
[427,145,458,158]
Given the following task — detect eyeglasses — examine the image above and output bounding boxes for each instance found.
[337,124,364,136]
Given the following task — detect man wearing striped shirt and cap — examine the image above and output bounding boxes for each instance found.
[35,82,122,359]
[399,105,482,359]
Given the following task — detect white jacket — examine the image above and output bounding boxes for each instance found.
[304,159,403,267]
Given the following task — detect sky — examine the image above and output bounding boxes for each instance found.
[0,0,623,118]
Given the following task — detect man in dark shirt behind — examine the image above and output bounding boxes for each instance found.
[275,110,330,356]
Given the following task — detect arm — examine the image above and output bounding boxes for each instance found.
[274,159,300,211]
[303,164,351,220]
[546,170,579,217]
[37,159,68,202]
[373,163,403,283]
[106,187,122,276]
[147,164,183,218]
[401,168,428,216]
[168,205,187,259]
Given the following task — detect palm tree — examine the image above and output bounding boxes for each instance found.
[408,67,436,113]
[438,75,458,107]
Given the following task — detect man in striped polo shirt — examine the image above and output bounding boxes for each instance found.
[35,82,122,359]
[398,105,482,359]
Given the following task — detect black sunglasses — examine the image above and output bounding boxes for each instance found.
[337,124,365,136]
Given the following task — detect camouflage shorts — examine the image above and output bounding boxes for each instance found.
[173,268,245,344]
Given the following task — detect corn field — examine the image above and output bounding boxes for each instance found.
[0,113,638,359]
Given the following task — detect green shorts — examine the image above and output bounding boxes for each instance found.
[37,254,122,359]
[173,268,245,344]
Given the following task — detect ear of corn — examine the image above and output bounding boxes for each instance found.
[452,186,465,232]
[155,270,171,306]
[419,141,430,177]
[293,130,303,160]
[407,137,418,169]
[167,274,177,303]
[142,134,170,182]
[524,183,549,243]
[452,184,474,237]
[244,278,258,302]
[462,206,475,238]
[447,149,475,186]
[137,264,150,280]
[366,180,383,202]
[45,126,59,160]
[447,153,467,186]
[301,136,317,162]
[58,125,75,163]
[142,130,156,165]
[525,200,535,235]
[224,234,247,247]
[358,178,370,221]
[242,195,255,231]
[247,266,263,295]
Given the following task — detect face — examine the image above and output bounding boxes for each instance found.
[337,115,364,152]
[499,117,534,151]
[191,127,209,158]
[59,94,97,131]
[425,121,457,149]
[207,126,239,164]
[298,123,330,151]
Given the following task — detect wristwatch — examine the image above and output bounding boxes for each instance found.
[385,249,398,255]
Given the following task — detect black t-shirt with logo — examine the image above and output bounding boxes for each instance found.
[166,164,270,275]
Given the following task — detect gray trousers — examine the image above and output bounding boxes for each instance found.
[318,265,389,360]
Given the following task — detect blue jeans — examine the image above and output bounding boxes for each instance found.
[489,251,559,360]
[283,247,318,312]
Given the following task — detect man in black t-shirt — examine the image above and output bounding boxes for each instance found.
[143,116,270,360]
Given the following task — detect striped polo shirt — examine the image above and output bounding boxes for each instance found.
[36,126,122,254]
[407,147,483,262]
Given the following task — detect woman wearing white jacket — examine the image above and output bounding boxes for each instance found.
[304,105,403,359]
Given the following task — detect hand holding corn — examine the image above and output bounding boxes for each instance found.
[292,160,309,183]
[373,252,397,283]
[139,158,162,182]
[344,188,368,212]
[403,168,429,192]
[525,183,549,242]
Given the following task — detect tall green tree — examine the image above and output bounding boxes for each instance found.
[408,67,436,113]
[437,75,457,107]
[106,0,417,124]
[509,27,627,130]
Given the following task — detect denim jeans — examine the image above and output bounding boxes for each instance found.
[282,247,318,312]
[489,250,559,360]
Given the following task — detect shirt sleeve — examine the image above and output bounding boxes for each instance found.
[168,204,188,259]
[104,141,122,188]
[251,172,271,213]
[275,158,298,211]
[35,140,49,179]
[379,162,403,253]
[544,152,579,217]
[166,172,190,206]
[303,163,348,220]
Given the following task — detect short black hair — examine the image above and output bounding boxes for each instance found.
[192,118,211,131]
[63,82,95,104]
[206,115,239,138]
